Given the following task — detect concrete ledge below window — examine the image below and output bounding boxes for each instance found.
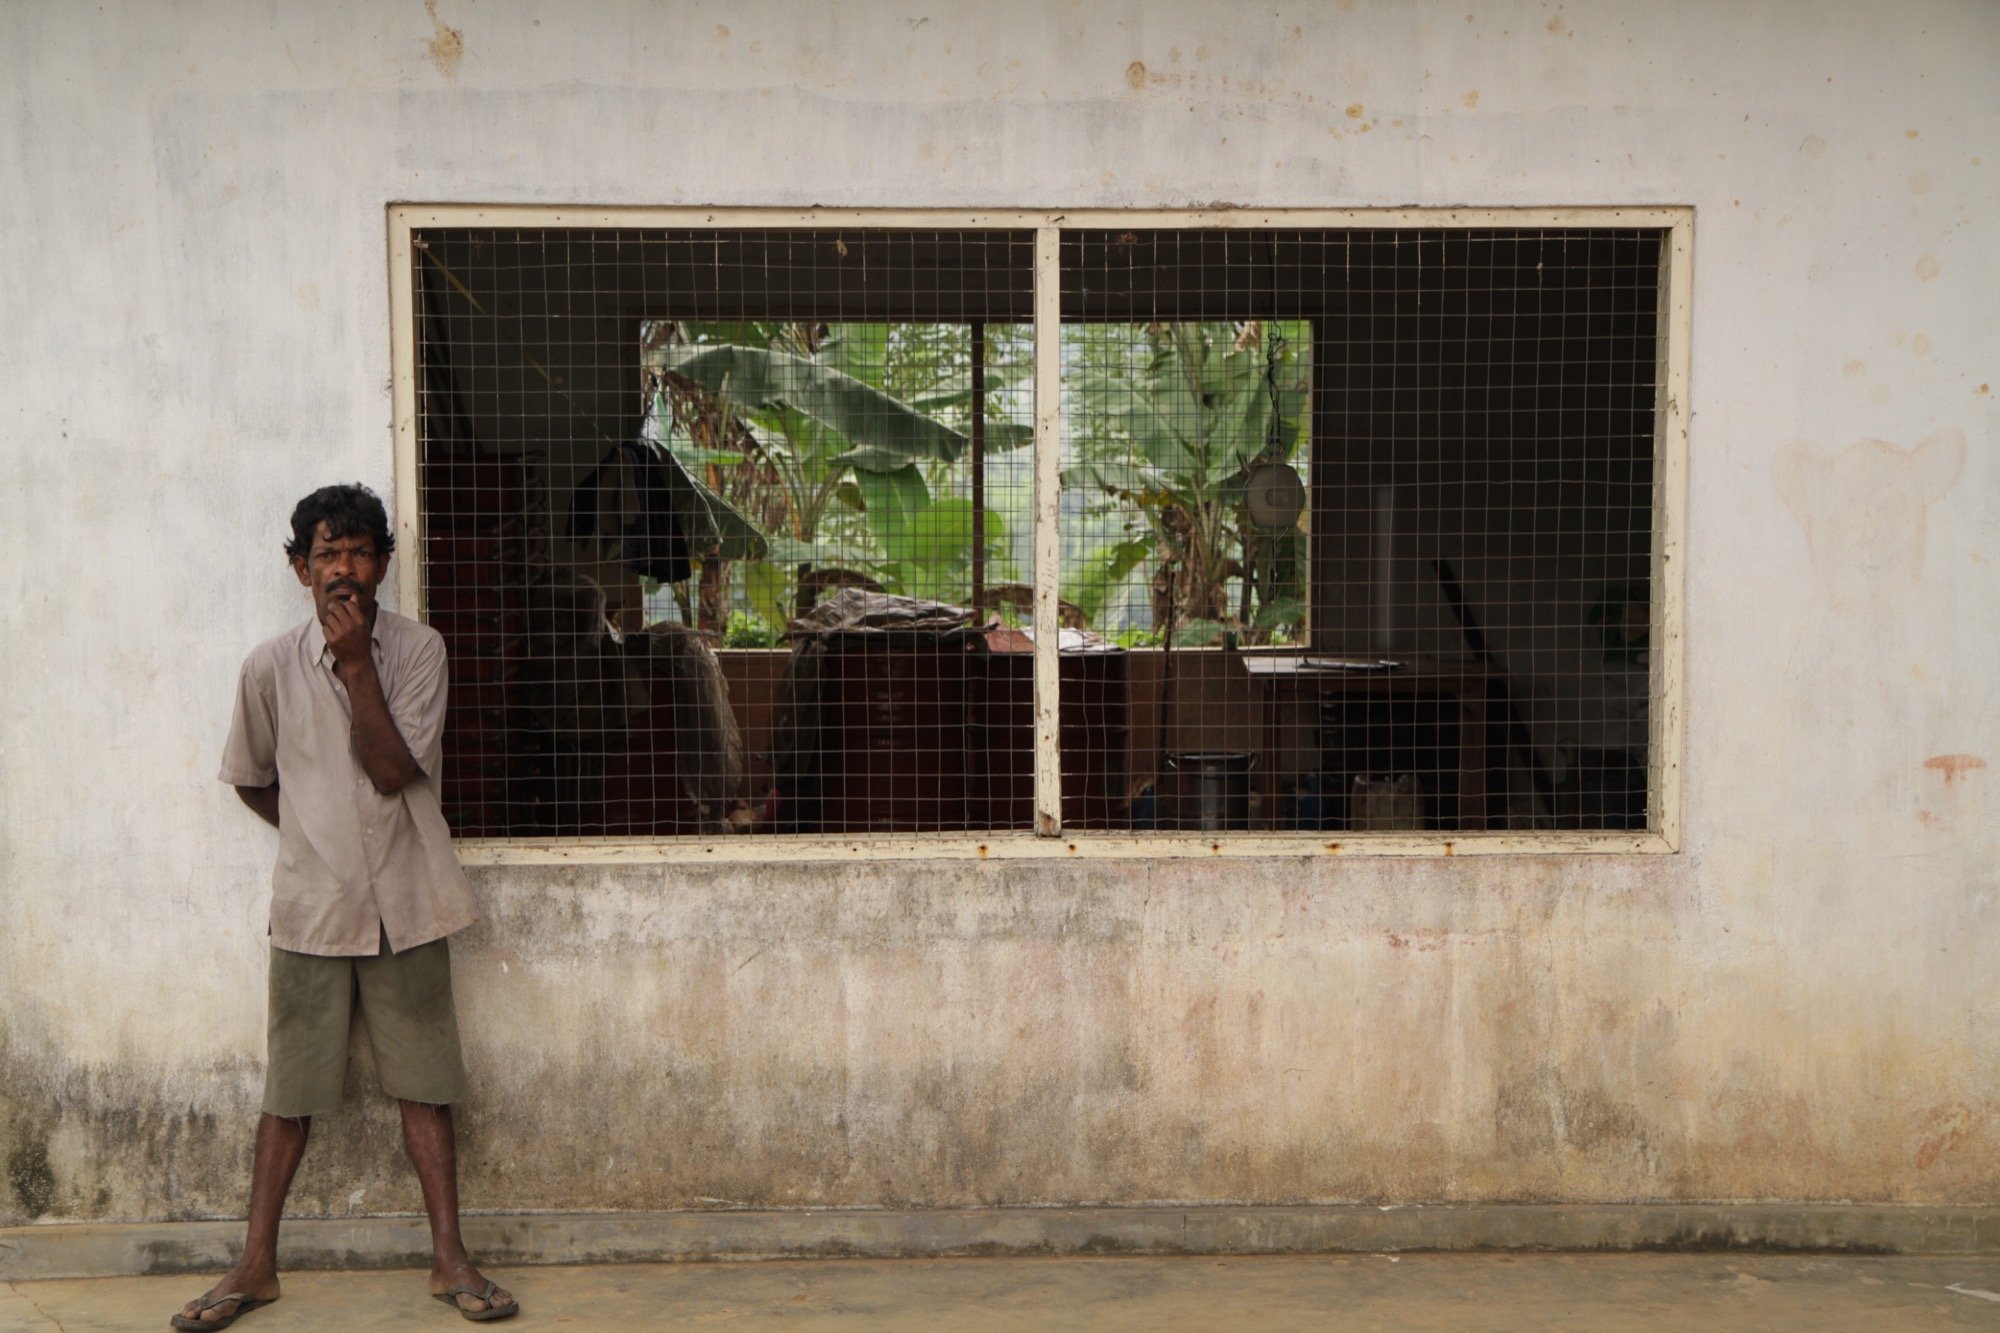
[6,1204,1997,1280]
[453,830,1677,865]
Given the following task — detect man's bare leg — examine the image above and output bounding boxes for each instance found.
[402,1100,514,1317]
[175,1113,309,1325]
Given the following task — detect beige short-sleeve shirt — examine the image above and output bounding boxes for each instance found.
[220,608,479,956]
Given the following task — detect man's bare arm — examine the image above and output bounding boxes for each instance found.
[236,783,281,828]
[323,600,424,795]
[339,656,424,794]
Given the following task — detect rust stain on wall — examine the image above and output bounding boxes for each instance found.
[423,0,463,80]
[1924,754,1987,785]
[1915,1101,1981,1171]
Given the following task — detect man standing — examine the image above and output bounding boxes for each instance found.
[175,484,517,1328]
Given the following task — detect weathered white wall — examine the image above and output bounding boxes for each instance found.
[2,0,1995,1223]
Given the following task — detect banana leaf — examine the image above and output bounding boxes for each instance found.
[820,324,892,389]
[1063,534,1155,626]
[889,497,999,568]
[852,465,932,552]
[764,533,868,567]
[665,343,968,468]
[651,442,769,562]
[980,423,1036,451]
[1253,597,1308,632]
[908,361,1034,412]
[1061,461,1168,497]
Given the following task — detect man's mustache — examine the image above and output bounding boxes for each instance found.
[327,579,363,598]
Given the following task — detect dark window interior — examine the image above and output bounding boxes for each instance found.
[415,225,1660,839]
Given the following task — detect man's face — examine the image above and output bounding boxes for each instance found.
[292,522,388,623]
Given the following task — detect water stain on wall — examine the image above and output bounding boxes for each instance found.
[1494,1066,1656,1179]
[1706,1089,1841,1199]
[423,0,464,80]
[1914,1101,1983,1171]
[11,852,2000,1219]
[1774,430,1967,823]
[1774,430,1964,602]
[1,1021,258,1226]
[8,1135,55,1218]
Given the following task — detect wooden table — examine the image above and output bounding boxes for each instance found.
[1243,655,1495,832]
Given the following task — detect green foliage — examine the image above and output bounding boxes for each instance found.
[1063,535,1155,628]
[722,609,785,648]
[638,317,1312,641]
[664,341,969,469]
[1063,321,1311,643]
[853,462,1009,601]
[741,561,791,635]
[643,320,1030,628]
[1107,625,1163,649]
[873,500,1008,602]
[1253,596,1308,633]
[852,464,933,544]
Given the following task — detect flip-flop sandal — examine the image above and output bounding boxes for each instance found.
[433,1280,520,1322]
[169,1291,272,1330]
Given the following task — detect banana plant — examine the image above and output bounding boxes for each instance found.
[1062,321,1310,643]
[645,321,1025,626]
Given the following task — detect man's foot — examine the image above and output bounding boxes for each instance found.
[170,1268,280,1329]
[429,1261,517,1321]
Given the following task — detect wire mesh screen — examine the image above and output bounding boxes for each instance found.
[414,221,1664,842]
[415,229,1036,837]
[1059,228,1662,834]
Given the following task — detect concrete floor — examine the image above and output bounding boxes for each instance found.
[8,1254,2000,1331]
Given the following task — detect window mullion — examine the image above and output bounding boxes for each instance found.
[1031,225,1063,836]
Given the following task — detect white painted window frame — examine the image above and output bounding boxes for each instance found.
[387,205,1692,863]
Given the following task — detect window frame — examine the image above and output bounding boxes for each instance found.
[387,205,1691,863]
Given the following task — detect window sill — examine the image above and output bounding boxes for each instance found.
[454,830,1678,865]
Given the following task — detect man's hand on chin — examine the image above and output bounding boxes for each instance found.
[323,592,371,675]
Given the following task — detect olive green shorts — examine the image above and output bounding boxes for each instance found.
[263,933,470,1118]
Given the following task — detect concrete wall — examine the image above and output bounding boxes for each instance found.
[3,0,1996,1224]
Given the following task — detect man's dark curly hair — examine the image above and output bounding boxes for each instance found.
[283,483,396,562]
